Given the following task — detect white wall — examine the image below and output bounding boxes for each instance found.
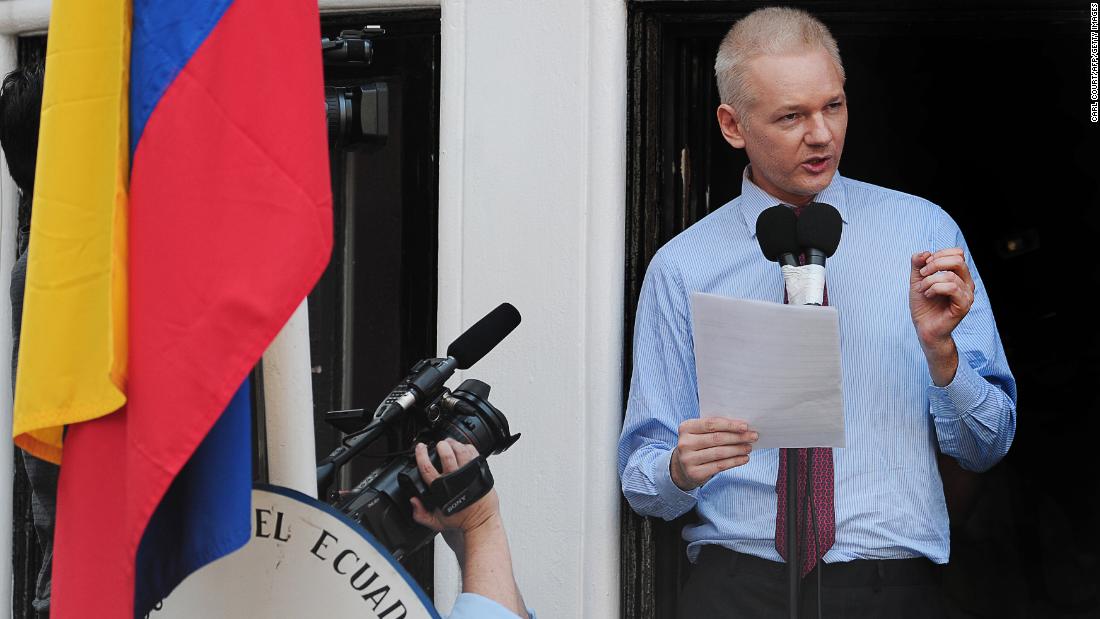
[0,1,48,36]
[435,1,624,616]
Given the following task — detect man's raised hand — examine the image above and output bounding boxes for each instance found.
[909,248,975,385]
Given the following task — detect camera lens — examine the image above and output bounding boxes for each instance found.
[324,86,355,145]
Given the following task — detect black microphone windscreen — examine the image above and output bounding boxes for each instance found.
[447,303,522,369]
[797,202,843,257]
[755,205,800,262]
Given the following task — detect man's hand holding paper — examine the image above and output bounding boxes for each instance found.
[669,418,759,491]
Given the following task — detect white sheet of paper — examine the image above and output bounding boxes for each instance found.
[691,292,845,449]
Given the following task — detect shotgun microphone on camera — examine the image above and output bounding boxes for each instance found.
[316,303,521,490]
[369,302,521,424]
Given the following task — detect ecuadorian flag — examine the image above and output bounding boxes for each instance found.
[12,0,332,616]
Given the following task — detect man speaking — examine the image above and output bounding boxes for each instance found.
[617,6,1017,617]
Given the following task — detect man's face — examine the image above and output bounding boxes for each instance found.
[717,48,848,206]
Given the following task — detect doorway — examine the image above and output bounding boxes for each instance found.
[622,2,1098,617]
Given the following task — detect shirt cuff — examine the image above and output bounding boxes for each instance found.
[654,448,699,513]
[927,357,986,420]
[448,592,534,619]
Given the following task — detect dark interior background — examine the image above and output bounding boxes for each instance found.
[623,1,1099,617]
[310,9,441,594]
[11,36,46,619]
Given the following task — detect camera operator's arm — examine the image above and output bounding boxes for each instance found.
[410,439,530,619]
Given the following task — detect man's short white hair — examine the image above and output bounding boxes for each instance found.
[714,7,845,119]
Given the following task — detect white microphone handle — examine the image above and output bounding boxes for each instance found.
[781,264,826,306]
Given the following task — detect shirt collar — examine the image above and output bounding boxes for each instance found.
[738,164,850,237]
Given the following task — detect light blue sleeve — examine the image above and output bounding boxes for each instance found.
[617,251,701,520]
[926,210,1018,472]
[446,593,534,619]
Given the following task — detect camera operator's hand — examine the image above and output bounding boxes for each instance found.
[410,439,529,618]
[410,439,499,536]
[670,417,759,491]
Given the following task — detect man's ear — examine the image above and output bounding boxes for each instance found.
[717,103,748,149]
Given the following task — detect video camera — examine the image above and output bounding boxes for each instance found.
[322,26,388,146]
[316,303,522,560]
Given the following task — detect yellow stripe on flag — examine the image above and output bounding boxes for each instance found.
[13,0,131,464]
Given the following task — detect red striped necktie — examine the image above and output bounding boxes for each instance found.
[775,204,837,577]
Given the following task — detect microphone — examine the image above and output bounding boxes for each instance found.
[756,205,800,268]
[447,302,522,369]
[317,303,522,488]
[756,202,842,306]
[796,202,842,267]
[373,303,522,422]
[791,202,842,305]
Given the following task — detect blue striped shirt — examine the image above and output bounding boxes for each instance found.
[618,167,1017,565]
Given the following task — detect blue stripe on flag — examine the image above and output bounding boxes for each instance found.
[130,0,235,154]
[133,378,252,616]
